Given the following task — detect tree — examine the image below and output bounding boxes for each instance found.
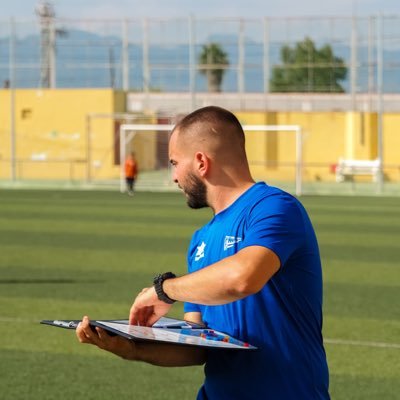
[270,37,347,93]
[198,42,229,93]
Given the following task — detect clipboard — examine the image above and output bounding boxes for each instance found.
[41,316,257,350]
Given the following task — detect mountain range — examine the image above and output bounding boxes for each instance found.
[1,29,399,93]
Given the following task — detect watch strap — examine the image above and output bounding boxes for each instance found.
[153,272,176,304]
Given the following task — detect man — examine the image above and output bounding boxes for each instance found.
[124,152,138,195]
[77,106,330,399]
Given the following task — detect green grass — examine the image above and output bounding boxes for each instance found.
[0,190,399,399]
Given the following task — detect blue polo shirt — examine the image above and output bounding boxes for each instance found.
[184,182,330,400]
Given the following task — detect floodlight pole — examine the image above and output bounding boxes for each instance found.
[350,15,358,111]
[9,17,17,181]
[376,13,384,193]
[36,1,56,88]
[142,18,149,94]
[49,19,56,88]
[238,19,245,105]
[122,19,129,91]
[188,15,196,111]
[263,17,270,94]
[367,16,375,97]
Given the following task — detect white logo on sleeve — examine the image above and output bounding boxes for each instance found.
[224,236,242,251]
[195,241,206,261]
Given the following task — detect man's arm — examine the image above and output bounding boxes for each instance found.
[76,315,206,367]
[130,245,280,326]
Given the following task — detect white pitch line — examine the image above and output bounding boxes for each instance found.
[324,338,400,349]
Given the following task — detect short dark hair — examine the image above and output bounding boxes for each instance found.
[173,106,245,146]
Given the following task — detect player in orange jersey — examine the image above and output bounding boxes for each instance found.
[124,152,138,195]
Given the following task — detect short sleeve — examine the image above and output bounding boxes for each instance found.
[241,193,305,267]
[184,302,201,313]
[184,232,203,314]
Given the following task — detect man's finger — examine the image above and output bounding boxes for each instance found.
[81,316,96,338]
[76,316,95,343]
[129,305,138,325]
[76,322,91,343]
[132,288,153,319]
[95,327,110,342]
[146,313,162,327]
[133,307,147,326]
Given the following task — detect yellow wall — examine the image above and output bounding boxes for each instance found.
[127,118,158,172]
[236,110,397,182]
[0,90,398,183]
[237,111,346,182]
[0,89,126,180]
[344,112,378,160]
[383,114,400,181]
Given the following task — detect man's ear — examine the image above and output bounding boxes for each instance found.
[194,152,209,177]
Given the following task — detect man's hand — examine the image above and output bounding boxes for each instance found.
[129,287,172,326]
[76,316,137,360]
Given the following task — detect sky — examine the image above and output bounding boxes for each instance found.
[2,0,400,20]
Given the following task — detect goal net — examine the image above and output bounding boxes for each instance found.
[119,123,303,195]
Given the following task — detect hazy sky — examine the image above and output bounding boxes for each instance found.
[2,0,399,19]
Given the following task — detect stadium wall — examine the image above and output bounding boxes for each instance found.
[237,111,397,183]
[0,89,399,183]
[0,89,126,181]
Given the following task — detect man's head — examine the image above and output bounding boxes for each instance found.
[168,106,251,210]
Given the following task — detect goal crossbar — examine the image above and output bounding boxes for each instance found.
[119,124,303,195]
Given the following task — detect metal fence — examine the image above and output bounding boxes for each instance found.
[1,15,400,95]
[1,14,400,196]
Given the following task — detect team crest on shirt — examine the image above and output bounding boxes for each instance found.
[224,236,242,251]
[195,241,206,261]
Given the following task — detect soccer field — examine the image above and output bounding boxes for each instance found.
[0,189,399,400]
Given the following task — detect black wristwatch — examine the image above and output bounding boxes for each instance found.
[153,272,176,304]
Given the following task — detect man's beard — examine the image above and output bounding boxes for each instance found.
[184,173,208,209]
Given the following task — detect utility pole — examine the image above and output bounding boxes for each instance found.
[35,1,56,88]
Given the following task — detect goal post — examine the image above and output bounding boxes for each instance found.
[119,123,303,196]
[240,125,303,196]
[119,124,174,193]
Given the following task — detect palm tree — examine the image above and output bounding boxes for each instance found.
[198,43,229,92]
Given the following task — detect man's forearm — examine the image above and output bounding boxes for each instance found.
[131,341,207,367]
[163,246,280,305]
[129,247,279,327]
[163,258,243,305]
[77,316,206,366]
